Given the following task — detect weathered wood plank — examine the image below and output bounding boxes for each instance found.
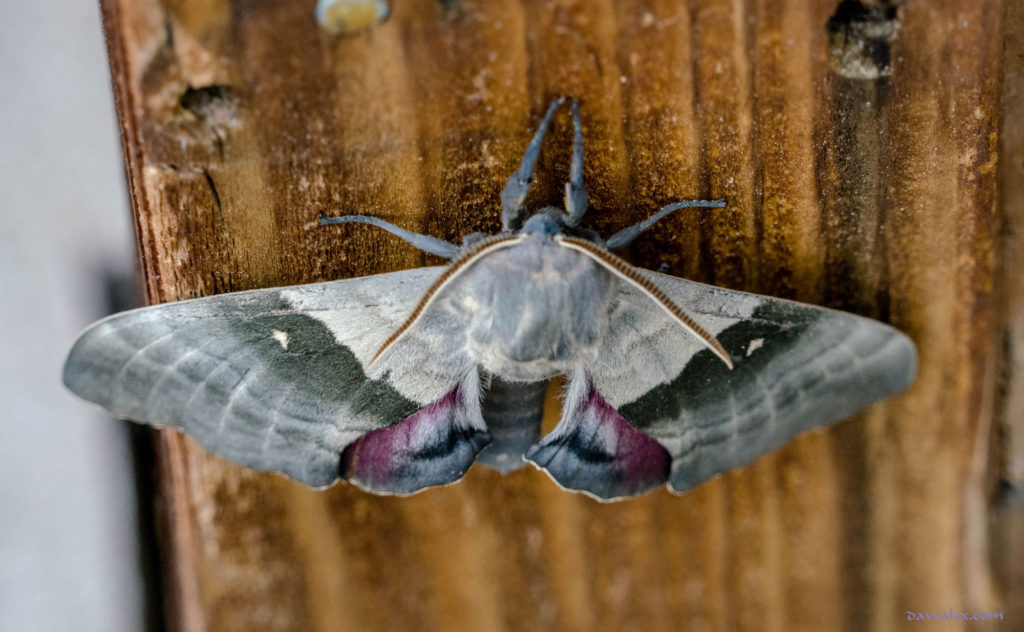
[98,0,1015,629]
[995,0,1024,625]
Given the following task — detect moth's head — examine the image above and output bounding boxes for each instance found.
[519,208,566,236]
[517,207,605,245]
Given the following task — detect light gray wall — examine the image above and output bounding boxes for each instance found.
[0,0,143,630]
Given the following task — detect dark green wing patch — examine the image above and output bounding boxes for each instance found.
[64,289,418,487]
[616,299,916,493]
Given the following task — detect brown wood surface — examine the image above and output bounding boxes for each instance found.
[98,0,1019,630]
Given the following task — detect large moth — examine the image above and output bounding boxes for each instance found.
[64,99,916,501]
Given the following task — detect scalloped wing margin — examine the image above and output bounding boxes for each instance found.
[525,378,671,501]
[616,295,917,494]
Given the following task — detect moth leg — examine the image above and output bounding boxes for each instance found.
[564,100,589,226]
[501,97,564,231]
[604,198,727,250]
[320,214,458,259]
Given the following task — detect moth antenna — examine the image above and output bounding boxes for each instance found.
[555,236,734,369]
[369,235,527,368]
[320,214,458,259]
[604,199,726,250]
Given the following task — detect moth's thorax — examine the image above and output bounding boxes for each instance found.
[447,235,615,381]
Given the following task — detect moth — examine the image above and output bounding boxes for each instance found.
[64,98,916,501]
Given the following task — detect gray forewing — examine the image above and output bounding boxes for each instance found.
[279,266,472,405]
[609,282,916,494]
[63,269,460,487]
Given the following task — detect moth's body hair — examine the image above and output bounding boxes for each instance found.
[453,233,612,382]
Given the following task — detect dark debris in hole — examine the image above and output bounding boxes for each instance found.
[826,1,901,79]
[180,84,238,128]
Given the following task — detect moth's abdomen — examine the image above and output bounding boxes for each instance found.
[451,239,615,381]
[476,375,549,472]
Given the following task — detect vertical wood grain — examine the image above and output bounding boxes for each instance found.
[995,0,1024,624]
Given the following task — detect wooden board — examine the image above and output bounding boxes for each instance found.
[98,0,1018,629]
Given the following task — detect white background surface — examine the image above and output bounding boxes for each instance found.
[0,0,143,629]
